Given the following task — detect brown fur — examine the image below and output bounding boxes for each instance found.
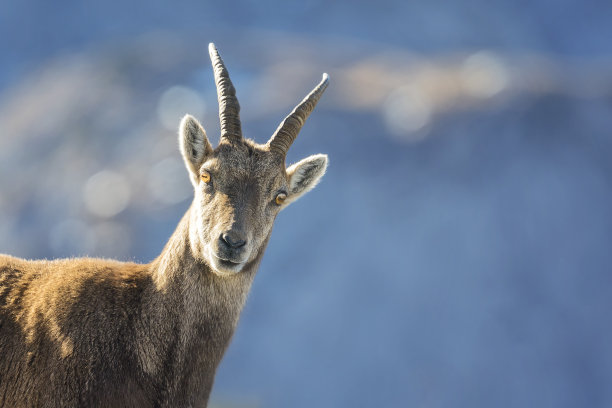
[0,211,261,407]
[0,49,328,407]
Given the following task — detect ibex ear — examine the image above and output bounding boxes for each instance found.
[284,154,328,206]
[179,114,213,187]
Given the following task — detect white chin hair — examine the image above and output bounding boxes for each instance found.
[214,260,243,275]
[204,247,244,276]
[207,249,244,275]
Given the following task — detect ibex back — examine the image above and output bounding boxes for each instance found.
[0,43,329,407]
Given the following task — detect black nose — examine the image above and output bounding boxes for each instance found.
[220,231,246,249]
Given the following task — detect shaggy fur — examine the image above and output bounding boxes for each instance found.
[0,45,328,407]
[0,213,258,407]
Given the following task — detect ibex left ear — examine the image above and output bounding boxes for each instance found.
[180,114,213,187]
[284,154,328,206]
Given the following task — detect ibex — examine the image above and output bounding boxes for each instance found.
[0,43,329,407]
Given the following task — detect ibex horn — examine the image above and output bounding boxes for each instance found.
[268,73,329,156]
[208,43,242,144]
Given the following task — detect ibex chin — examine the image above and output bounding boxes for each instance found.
[0,43,329,407]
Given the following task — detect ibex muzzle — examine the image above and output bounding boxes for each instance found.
[0,43,329,407]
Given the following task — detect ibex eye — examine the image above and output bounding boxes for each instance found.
[275,193,287,206]
[200,171,211,184]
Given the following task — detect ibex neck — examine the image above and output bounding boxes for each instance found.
[150,209,196,289]
[143,205,260,402]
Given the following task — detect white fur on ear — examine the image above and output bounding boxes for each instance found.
[179,114,213,186]
[284,154,328,206]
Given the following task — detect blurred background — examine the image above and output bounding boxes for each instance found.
[1,1,612,407]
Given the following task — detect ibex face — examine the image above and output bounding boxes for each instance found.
[181,44,329,276]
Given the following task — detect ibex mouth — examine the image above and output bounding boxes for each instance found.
[218,258,241,268]
[210,253,245,275]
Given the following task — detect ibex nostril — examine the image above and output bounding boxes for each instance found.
[221,232,246,249]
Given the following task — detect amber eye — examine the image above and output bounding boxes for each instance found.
[275,193,287,206]
[200,171,211,184]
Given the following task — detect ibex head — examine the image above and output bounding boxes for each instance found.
[180,44,328,276]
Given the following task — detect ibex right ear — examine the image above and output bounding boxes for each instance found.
[179,114,213,187]
[284,154,328,207]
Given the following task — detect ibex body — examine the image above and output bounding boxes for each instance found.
[0,44,329,407]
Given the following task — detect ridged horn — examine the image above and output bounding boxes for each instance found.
[268,73,329,156]
[208,43,242,143]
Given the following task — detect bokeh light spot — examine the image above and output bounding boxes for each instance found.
[83,170,131,218]
[157,86,206,131]
[148,157,192,205]
[383,85,432,140]
[461,51,509,98]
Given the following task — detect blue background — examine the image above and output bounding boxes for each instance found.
[1,1,612,406]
